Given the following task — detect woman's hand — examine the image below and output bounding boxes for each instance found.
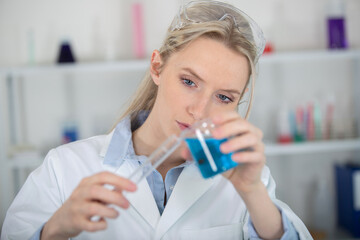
[211,111,266,193]
[182,112,284,238]
[41,171,137,240]
[212,112,284,238]
[181,111,265,193]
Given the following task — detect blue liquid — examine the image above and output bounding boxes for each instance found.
[185,138,238,178]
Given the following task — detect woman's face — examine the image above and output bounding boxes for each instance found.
[150,37,250,138]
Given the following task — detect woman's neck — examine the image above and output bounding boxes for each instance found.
[132,111,185,179]
[132,111,163,157]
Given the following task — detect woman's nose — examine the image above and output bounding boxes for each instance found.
[188,97,210,120]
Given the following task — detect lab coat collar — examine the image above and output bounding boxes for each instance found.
[108,158,161,229]
[100,113,161,228]
[154,164,218,239]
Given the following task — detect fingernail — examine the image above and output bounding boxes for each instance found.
[129,182,137,191]
[220,143,228,153]
[122,200,130,209]
[114,211,120,218]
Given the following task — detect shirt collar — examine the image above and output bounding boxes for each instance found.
[102,111,149,168]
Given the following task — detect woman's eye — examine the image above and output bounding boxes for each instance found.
[218,94,233,104]
[182,78,196,87]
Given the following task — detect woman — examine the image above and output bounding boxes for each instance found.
[1,1,312,239]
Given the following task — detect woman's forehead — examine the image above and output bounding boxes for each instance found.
[168,37,249,87]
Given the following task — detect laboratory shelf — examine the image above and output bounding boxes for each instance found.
[1,49,359,76]
[260,49,360,63]
[6,156,43,169]
[5,138,360,167]
[0,59,150,75]
[265,138,360,157]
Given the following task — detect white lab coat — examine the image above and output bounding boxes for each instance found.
[1,131,313,240]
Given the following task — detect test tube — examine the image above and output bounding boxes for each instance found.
[128,134,183,183]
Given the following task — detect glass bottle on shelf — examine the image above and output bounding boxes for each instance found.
[326,0,348,49]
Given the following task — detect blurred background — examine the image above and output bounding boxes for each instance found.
[0,0,359,239]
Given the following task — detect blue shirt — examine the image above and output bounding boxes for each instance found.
[30,112,299,239]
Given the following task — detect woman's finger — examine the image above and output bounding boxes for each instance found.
[220,132,259,154]
[78,217,107,232]
[212,111,240,125]
[231,151,266,164]
[81,184,130,208]
[82,171,137,192]
[81,202,119,219]
[212,119,260,140]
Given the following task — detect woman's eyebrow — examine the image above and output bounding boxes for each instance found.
[182,67,205,82]
[220,89,241,95]
[182,67,241,95]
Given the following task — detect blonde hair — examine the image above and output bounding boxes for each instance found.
[116,1,258,126]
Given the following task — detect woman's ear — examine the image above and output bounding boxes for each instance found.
[150,50,162,86]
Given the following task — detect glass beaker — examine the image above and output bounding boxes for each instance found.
[180,119,240,178]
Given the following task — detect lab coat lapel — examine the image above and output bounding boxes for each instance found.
[155,164,216,239]
[103,161,160,229]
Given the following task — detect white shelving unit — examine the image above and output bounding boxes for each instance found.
[4,138,360,171]
[260,49,360,63]
[1,49,359,74]
[265,138,360,157]
[0,59,149,75]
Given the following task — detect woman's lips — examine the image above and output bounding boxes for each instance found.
[176,121,190,131]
